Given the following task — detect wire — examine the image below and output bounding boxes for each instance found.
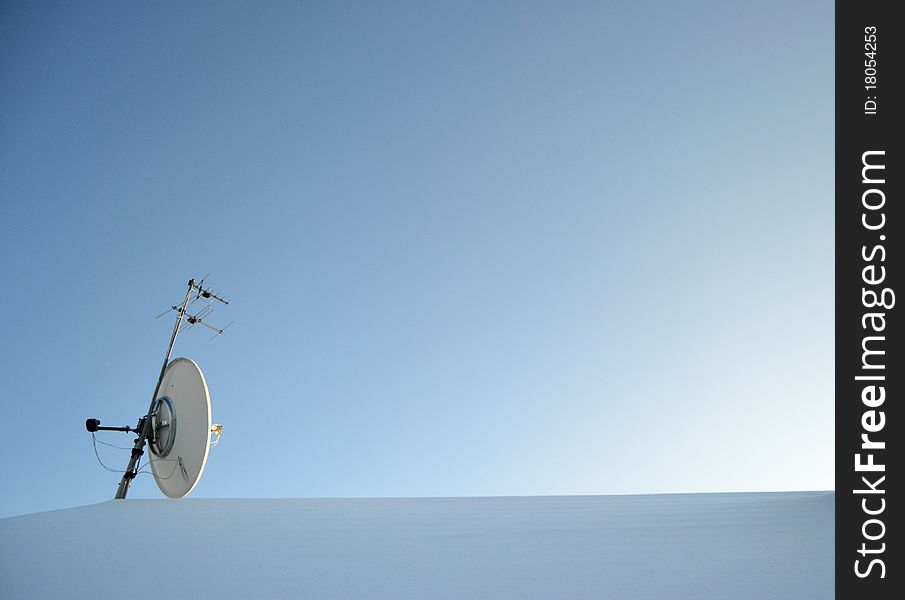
[91,433,129,474]
[91,433,179,480]
[94,437,134,451]
[136,455,182,480]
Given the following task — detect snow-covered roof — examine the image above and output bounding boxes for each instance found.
[0,492,832,599]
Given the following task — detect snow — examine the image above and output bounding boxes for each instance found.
[0,492,832,599]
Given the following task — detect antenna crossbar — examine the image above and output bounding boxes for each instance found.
[191,275,229,305]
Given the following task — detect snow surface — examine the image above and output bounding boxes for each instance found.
[0,492,832,599]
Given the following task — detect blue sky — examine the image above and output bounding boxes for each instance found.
[0,0,833,518]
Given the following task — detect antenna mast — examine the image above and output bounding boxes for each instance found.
[113,278,230,499]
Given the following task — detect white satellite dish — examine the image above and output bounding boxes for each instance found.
[149,358,213,499]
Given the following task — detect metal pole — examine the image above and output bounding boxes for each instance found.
[115,279,195,500]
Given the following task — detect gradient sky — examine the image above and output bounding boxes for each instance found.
[0,0,833,518]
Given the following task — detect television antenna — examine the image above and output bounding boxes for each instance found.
[86,278,231,499]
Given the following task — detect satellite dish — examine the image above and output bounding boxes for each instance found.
[149,357,213,498]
